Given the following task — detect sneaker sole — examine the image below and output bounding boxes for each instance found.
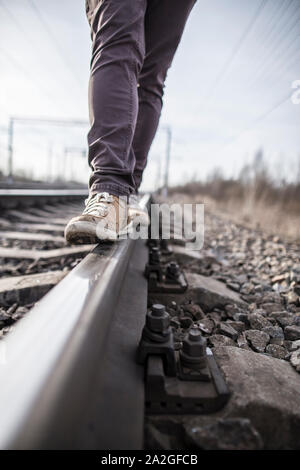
[65,220,134,245]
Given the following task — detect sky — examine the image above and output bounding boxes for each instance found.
[0,0,299,191]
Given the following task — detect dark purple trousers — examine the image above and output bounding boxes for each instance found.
[86,0,196,197]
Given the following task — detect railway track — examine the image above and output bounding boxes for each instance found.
[0,189,91,339]
[0,189,299,450]
[0,189,152,449]
[0,189,231,450]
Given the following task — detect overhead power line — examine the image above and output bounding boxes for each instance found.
[255,0,294,56]
[26,0,83,90]
[249,38,300,94]
[1,2,37,48]
[0,46,56,105]
[0,1,83,114]
[197,0,269,110]
[247,1,300,88]
[224,91,292,148]
[241,0,292,86]
[7,116,89,179]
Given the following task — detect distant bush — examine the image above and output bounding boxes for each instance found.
[169,150,300,216]
[168,151,300,240]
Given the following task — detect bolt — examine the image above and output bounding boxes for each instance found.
[151,304,165,317]
[182,328,206,358]
[147,238,159,249]
[166,261,180,278]
[160,239,172,254]
[160,239,168,249]
[149,247,161,265]
[188,328,202,342]
[146,304,170,333]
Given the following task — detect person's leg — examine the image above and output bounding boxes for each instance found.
[86,0,147,198]
[131,0,196,191]
[65,0,148,244]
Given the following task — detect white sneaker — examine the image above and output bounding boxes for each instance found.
[65,192,131,244]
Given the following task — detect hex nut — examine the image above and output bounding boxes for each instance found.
[167,261,179,273]
[149,247,161,265]
[182,328,207,357]
[146,305,170,332]
[152,304,165,317]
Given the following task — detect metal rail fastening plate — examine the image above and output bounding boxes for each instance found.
[137,305,230,415]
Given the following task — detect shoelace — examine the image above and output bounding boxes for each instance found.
[83,192,114,217]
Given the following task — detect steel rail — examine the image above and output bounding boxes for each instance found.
[0,194,150,449]
[0,189,89,196]
[0,188,89,208]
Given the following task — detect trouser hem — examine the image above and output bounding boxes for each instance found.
[90,182,131,198]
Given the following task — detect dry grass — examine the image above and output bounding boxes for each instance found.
[200,193,300,242]
[168,156,300,242]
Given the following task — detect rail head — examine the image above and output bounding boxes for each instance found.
[0,194,150,449]
[0,189,89,208]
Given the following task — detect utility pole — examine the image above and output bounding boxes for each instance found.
[64,147,87,182]
[47,142,53,182]
[7,116,88,184]
[7,117,14,183]
[63,147,68,181]
[161,125,172,197]
[155,159,161,191]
